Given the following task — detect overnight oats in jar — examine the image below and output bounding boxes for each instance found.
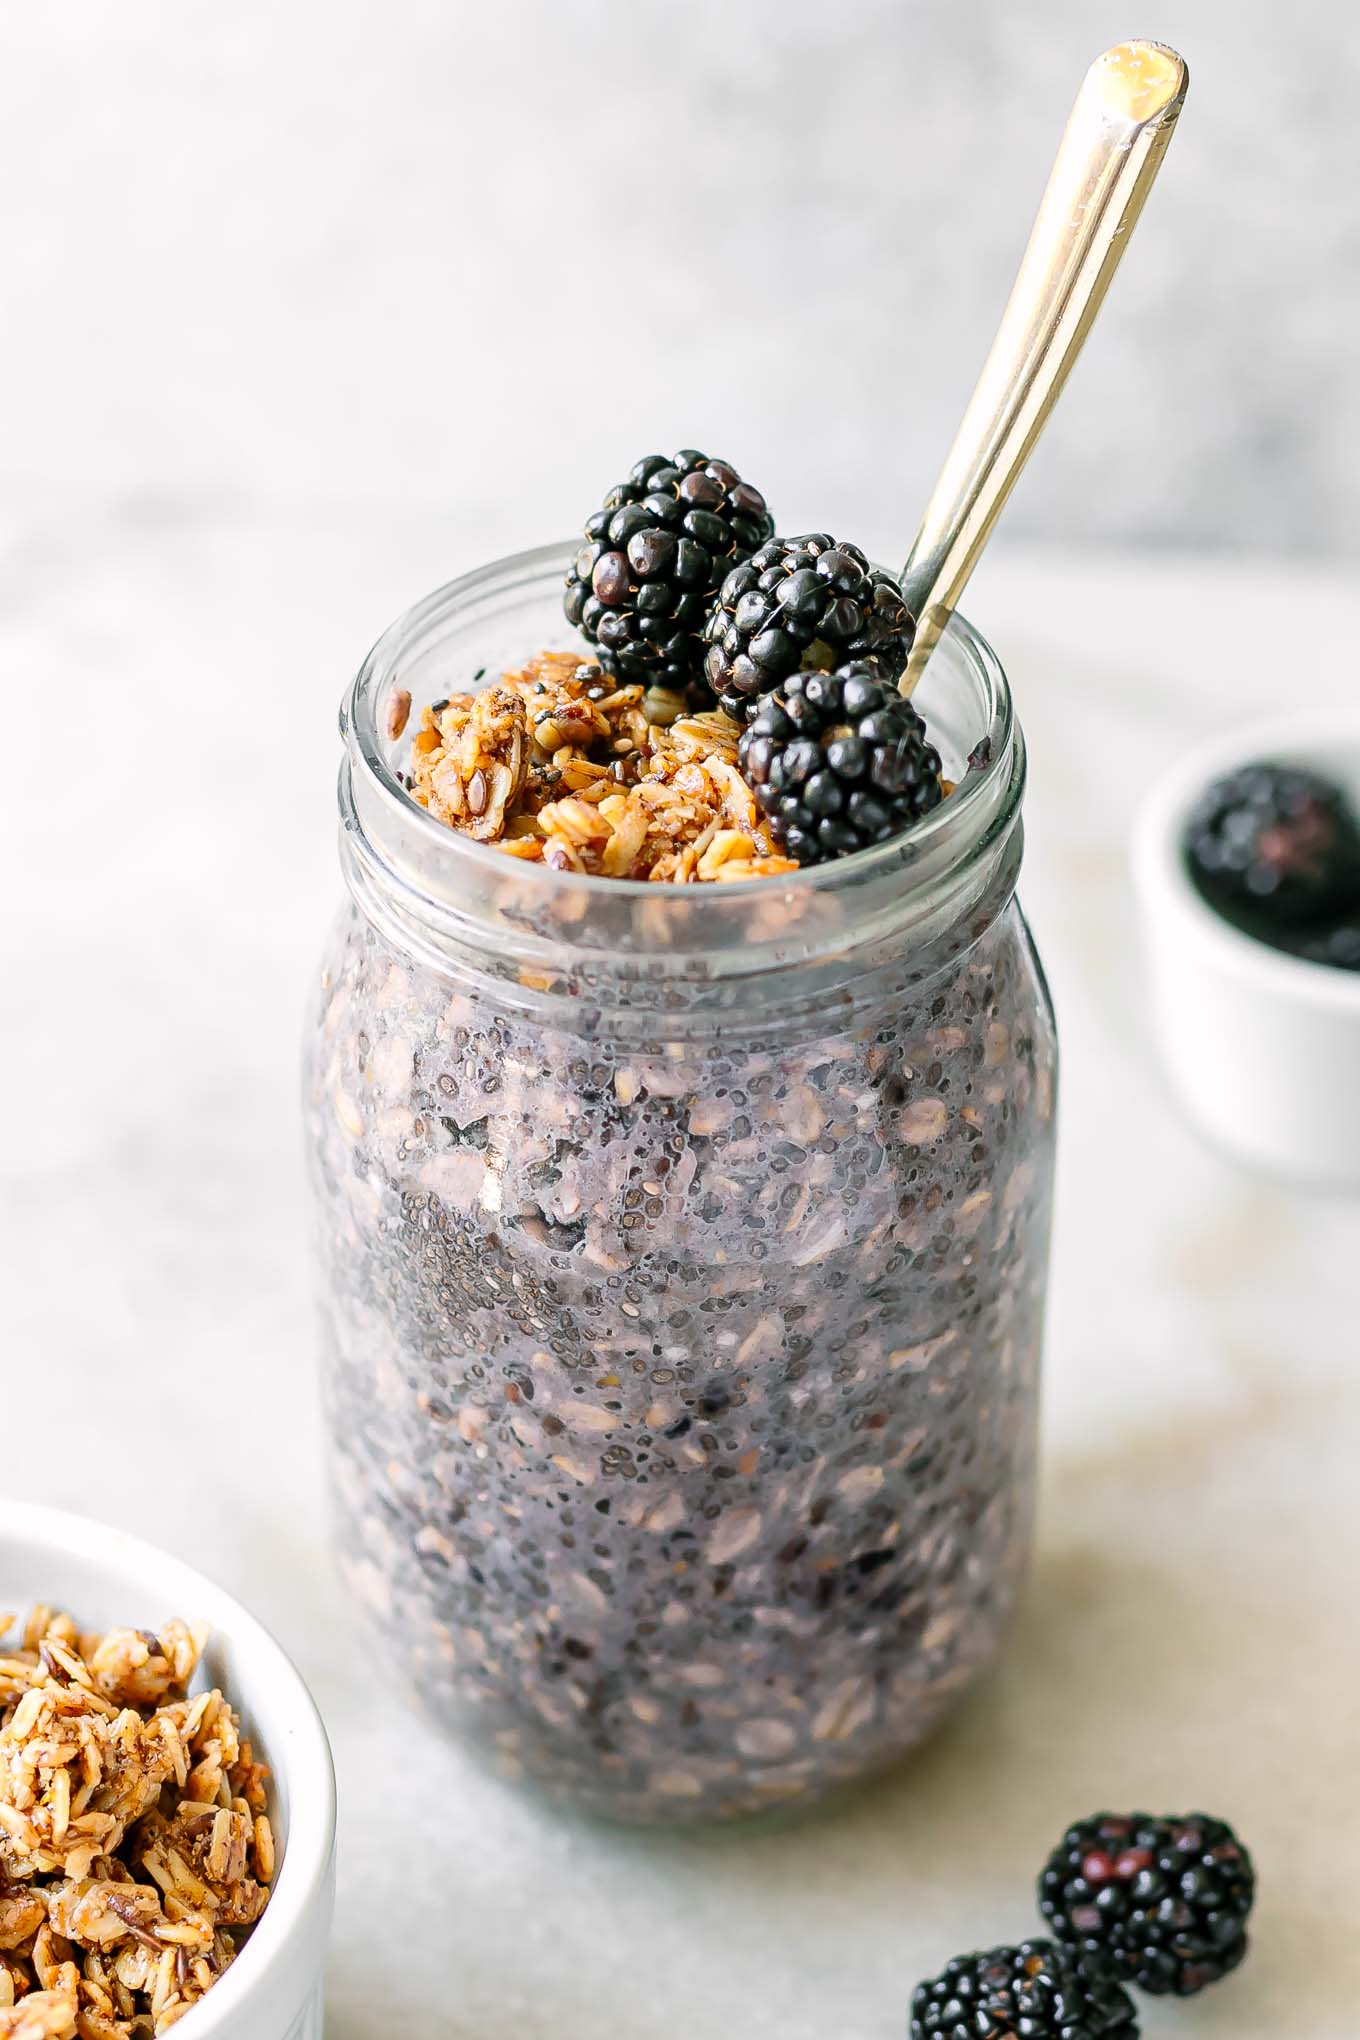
[306,469,1057,1823]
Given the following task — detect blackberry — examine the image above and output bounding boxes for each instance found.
[563,452,773,693]
[1039,1811,1255,1997]
[738,662,942,866]
[911,1939,1138,2040]
[703,532,913,721]
[1292,917,1360,970]
[1184,763,1360,931]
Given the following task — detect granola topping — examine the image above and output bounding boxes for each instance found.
[0,1608,273,2037]
[407,650,800,882]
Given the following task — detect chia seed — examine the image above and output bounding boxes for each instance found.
[306,898,1056,1822]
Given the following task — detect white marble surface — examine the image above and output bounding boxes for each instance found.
[3,534,1360,2037]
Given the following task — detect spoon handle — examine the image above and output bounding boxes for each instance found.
[899,41,1188,695]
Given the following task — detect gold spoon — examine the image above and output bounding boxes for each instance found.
[899,40,1189,696]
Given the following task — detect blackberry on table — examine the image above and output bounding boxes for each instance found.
[1184,762,1360,930]
[911,1939,1138,2040]
[738,661,942,865]
[703,531,913,721]
[563,451,773,694]
[1039,1811,1255,1998]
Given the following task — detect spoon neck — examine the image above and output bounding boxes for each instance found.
[897,41,1187,697]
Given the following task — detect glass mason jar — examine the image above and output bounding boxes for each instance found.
[305,543,1057,1824]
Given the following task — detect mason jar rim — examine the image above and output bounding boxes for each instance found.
[336,541,1026,991]
[346,540,1015,892]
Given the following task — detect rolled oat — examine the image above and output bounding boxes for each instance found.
[407,649,799,881]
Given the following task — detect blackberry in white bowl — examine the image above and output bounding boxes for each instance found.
[1184,762,1360,938]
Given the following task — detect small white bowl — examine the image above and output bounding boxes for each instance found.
[1133,719,1360,1190]
[0,1503,336,2040]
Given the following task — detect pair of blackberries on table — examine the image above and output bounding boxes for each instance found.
[912,1811,1256,2040]
[563,453,938,865]
[1185,762,1360,971]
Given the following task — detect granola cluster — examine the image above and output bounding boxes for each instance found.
[0,1609,273,2038]
[405,650,800,882]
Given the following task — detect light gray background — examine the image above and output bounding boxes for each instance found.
[5,0,1360,571]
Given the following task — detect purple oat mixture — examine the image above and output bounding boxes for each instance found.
[307,895,1055,1821]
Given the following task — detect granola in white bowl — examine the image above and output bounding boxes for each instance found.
[0,1608,273,2038]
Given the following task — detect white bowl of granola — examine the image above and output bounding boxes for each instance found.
[0,1503,335,2040]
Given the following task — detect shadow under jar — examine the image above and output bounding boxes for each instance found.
[305,543,1058,1824]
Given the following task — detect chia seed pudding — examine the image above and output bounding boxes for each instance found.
[306,542,1057,1822]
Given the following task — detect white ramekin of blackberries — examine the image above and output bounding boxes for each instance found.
[1134,722,1360,1188]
